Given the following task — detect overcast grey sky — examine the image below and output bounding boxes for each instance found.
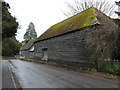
[5,0,119,42]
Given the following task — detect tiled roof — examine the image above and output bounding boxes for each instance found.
[37,7,99,41]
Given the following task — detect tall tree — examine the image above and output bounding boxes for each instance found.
[63,0,115,17]
[24,22,37,41]
[2,1,18,39]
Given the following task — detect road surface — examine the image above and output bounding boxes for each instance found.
[2,60,15,88]
[7,59,119,88]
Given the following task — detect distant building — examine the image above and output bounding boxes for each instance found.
[20,8,117,67]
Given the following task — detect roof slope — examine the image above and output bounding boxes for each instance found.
[20,38,37,50]
[37,7,99,41]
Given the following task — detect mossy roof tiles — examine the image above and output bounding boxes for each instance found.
[37,7,99,41]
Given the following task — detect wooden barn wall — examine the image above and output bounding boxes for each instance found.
[34,26,97,64]
[20,25,99,67]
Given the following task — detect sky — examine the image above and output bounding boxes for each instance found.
[5,0,119,42]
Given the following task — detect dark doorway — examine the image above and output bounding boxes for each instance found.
[42,48,48,60]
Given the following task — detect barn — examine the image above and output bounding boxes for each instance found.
[20,7,117,66]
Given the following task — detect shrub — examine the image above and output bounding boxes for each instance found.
[99,60,120,75]
[2,37,21,56]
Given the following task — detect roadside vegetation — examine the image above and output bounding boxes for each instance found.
[2,1,21,57]
[99,60,120,75]
[2,37,21,56]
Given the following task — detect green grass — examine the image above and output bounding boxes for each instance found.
[99,60,120,75]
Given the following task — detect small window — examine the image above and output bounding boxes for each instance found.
[29,46,34,52]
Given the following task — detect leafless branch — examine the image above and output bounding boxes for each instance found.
[63,0,116,17]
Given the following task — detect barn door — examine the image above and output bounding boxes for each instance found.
[42,48,48,60]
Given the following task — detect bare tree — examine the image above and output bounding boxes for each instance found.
[63,0,116,17]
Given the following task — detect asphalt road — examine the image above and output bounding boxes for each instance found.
[9,59,118,88]
[2,60,15,88]
[0,60,2,89]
